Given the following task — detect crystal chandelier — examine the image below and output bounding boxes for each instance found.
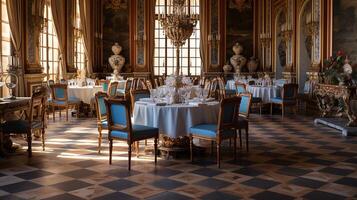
[158,0,198,76]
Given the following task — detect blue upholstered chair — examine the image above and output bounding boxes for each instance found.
[105,98,159,170]
[235,83,247,95]
[270,83,299,118]
[50,84,81,121]
[95,92,109,153]
[97,80,110,93]
[189,96,241,168]
[235,83,262,115]
[0,89,47,157]
[108,81,119,97]
[235,93,252,152]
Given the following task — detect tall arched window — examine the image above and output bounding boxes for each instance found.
[0,0,11,96]
[154,0,201,76]
[40,1,60,81]
[74,0,86,71]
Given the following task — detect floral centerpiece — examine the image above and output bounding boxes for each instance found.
[322,50,356,86]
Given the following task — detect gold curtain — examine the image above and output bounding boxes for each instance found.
[6,0,25,96]
[50,0,67,79]
[199,0,207,74]
[79,0,93,74]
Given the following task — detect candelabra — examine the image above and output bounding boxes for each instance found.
[134,33,146,47]
[259,32,271,72]
[305,21,319,36]
[158,0,198,76]
[259,33,271,47]
[305,12,319,36]
[208,33,220,49]
[280,23,293,43]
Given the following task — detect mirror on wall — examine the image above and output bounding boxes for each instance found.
[274,9,286,79]
[298,0,312,92]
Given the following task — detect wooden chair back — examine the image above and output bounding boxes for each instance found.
[105,98,133,141]
[217,96,241,132]
[108,82,119,97]
[146,80,153,90]
[95,92,109,122]
[97,80,110,93]
[29,89,46,124]
[130,90,150,113]
[282,83,299,100]
[154,78,160,88]
[50,84,68,102]
[235,83,247,95]
[238,93,252,118]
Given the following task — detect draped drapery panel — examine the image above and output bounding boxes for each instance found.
[6,0,25,96]
[79,0,93,74]
[50,0,67,79]
[199,0,207,74]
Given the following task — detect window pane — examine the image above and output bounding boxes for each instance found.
[153,1,201,76]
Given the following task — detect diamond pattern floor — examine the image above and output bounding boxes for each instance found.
[0,114,356,199]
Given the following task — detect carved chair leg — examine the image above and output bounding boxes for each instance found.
[246,127,249,152]
[27,131,32,158]
[98,129,102,154]
[239,129,242,148]
[136,141,139,158]
[217,140,221,168]
[109,139,113,165]
[260,103,262,115]
[210,140,214,156]
[281,104,284,118]
[128,142,132,171]
[270,103,273,115]
[154,137,158,164]
[66,106,68,121]
[52,105,55,121]
[77,104,80,118]
[233,135,237,161]
[189,134,193,162]
[42,127,45,151]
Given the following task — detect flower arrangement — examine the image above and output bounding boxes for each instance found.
[323,50,356,86]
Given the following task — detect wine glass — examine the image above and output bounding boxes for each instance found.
[184,90,191,104]
[5,73,18,100]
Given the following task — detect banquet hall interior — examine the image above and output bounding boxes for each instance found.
[0,0,356,199]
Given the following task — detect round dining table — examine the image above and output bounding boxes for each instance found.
[68,86,103,104]
[133,101,220,138]
[246,85,280,103]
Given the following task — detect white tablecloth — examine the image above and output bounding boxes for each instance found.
[226,80,280,103]
[133,101,220,138]
[247,86,280,103]
[68,86,103,104]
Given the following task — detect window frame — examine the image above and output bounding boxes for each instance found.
[40,1,60,81]
[153,0,201,77]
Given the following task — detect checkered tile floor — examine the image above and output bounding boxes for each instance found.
[0,114,356,199]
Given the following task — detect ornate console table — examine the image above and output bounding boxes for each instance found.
[314,84,357,136]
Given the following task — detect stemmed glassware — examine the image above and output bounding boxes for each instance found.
[5,73,18,100]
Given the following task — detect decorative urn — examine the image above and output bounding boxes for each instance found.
[247,56,259,73]
[223,62,232,73]
[108,43,125,80]
[230,43,247,74]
